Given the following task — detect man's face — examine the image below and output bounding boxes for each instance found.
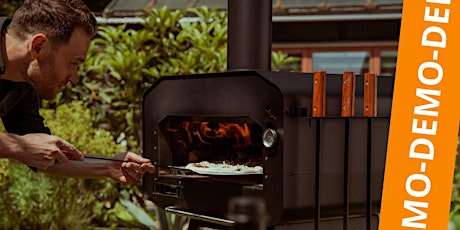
[27,28,91,100]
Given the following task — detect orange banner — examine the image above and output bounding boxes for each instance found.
[379,0,460,229]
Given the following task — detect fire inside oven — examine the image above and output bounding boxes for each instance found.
[158,116,264,172]
[160,117,262,166]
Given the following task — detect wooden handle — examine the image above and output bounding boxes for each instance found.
[312,71,326,117]
[364,73,377,117]
[341,71,356,117]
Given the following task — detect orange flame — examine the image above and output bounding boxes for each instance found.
[167,122,253,147]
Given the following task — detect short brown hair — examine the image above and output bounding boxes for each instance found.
[8,0,97,44]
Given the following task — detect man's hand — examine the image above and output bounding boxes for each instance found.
[110,151,156,185]
[13,133,84,169]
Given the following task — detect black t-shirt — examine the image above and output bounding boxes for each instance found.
[0,17,51,135]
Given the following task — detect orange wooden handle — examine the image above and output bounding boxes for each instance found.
[364,73,377,117]
[312,71,326,117]
[341,71,356,117]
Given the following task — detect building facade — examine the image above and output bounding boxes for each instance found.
[101,0,403,75]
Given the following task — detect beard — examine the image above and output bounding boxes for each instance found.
[25,52,60,101]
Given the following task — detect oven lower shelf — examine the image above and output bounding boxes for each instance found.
[152,175,266,226]
[165,206,235,226]
[165,206,380,229]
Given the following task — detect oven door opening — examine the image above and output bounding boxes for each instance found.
[158,116,264,181]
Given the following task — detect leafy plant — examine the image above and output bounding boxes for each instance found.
[272,51,301,71]
[0,101,129,229]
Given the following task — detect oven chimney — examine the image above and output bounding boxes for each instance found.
[227,0,272,71]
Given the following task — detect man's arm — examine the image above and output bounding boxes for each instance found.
[0,132,155,184]
[0,132,21,159]
[0,85,155,183]
[39,151,156,185]
[0,132,84,169]
[38,159,115,178]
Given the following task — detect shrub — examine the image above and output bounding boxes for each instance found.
[0,101,129,229]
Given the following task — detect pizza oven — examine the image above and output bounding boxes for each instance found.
[141,0,394,229]
[142,70,394,229]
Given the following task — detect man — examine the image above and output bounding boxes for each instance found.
[0,0,155,185]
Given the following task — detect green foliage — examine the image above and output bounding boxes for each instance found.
[0,101,129,229]
[148,7,228,74]
[0,161,98,229]
[41,101,126,155]
[119,190,158,230]
[272,51,301,71]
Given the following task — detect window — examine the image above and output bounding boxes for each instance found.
[380,50,397,76]
[312,51,370,74]
[272,46,398,76]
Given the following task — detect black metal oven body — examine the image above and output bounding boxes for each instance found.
[142,70,394,228]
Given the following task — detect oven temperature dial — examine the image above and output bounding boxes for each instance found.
[262,128,277,148]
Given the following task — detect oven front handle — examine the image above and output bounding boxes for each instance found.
[165,206,235,226]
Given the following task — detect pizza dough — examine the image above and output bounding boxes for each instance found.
[185,161,263,175]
